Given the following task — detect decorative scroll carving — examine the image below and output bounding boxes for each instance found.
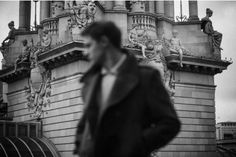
[22,39,51,119]
[25,70,51,119]
[67,1,96,40]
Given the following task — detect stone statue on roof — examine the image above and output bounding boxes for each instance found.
[0,21,16,59]
[170,30,183,67]
[201,8,223,53]
[1,21,16,48]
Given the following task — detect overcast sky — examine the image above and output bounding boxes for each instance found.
[0,1,235,123]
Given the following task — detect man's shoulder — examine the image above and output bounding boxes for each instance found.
[138,65,161,77]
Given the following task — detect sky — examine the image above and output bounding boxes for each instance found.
[0,0,235,123]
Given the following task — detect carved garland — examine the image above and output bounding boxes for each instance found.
[25,70,51,119]
[23,41,52,119]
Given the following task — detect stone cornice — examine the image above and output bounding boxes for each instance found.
[0,41,87,83]
[126,47,231,75]
[0,44,231,83]
[0,62,30,83]
[166,54,232,75]
[39,41,88,69]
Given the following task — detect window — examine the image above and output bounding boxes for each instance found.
[6,123,16,136]
[18,124,28,136]
[224,133,233,140]
[30,124,36,137]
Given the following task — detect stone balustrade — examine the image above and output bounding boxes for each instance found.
[41,18,59,35]
[131,14,156,31]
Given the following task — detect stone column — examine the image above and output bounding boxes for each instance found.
[149,1,155,13]
[113,1,126,10]
[188,0,199,21]
[164,0,174,20]
[40,1,50,21]
[19,1,31,31]
[155,1,164,16]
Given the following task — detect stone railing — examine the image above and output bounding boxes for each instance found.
[41,18,59,35]
[130,14,156,31]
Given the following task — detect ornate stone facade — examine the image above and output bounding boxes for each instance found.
[0,1,232,157]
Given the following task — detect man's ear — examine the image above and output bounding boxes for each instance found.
[99,36,109,47]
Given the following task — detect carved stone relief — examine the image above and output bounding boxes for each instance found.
[127,27,175,101]
[67,1,96,40]
[22,39,52,119]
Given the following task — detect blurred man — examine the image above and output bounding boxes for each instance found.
[74,21,180,157]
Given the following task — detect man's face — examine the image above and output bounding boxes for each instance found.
[83,36,105,65]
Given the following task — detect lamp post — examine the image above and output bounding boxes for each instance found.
[33,0,39,30]
[176,0,187,22]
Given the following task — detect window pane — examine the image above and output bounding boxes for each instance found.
[18,124,28,137]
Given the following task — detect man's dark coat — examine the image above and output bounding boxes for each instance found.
[74,54,181,157]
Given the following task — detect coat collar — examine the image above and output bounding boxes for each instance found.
[80,52,139,109]
[106,54,139,107]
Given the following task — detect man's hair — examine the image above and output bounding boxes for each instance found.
[81,21,121,49]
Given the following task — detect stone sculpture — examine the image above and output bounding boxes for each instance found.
[130,0,146,12]
[169,30,183,67]
[23,39,51,119]
[69,1,96,29]
[25,70,51,119]
[1,21,16,48]
[14,39,30,71]
[139,39,175,102]
[128,24,149,58]
[67,1,96,40]
[41,29,52,48]
[0,21,16,60]
[201,8,222,53]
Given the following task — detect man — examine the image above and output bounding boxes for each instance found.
[74,21,180,157]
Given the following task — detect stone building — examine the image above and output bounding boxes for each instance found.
[216,122,236,140]
[0,1,232,157]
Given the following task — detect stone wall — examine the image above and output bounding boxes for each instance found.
[158,71,217,157]
[7,60,89,157]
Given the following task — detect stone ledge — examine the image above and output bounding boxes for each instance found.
[0,43,232,83]
[166,54,232,75]
[0,62,30,83]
